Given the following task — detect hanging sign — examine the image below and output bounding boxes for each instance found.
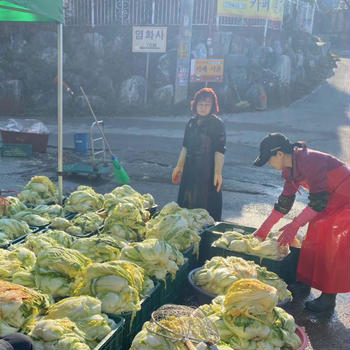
[132,26,167,53]
[217,0,284,21]
[190,59,224,83]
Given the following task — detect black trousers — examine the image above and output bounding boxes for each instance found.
[0,334,33,350]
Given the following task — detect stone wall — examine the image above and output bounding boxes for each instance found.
[0,22,335,116]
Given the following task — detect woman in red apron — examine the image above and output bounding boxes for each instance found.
[253,133,350,312]
[172,88,226,221]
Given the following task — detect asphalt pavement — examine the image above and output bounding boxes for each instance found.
[0,50,349,350]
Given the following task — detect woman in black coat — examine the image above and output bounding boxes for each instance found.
[172,88,226,221]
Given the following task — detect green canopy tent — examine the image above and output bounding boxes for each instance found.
[0,0,64,202]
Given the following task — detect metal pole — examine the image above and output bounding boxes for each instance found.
[263,18,269,47]
[57,23,63,204]
[207,0,214,58]
[174,0,194,104]
[144,53,150,104]
[91,0,95,27]
[151,0,155,24]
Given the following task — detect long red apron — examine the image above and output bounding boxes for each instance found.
[296,165,350,293]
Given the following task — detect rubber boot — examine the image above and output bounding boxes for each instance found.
[288,281,311,297]
[305,293,337,312]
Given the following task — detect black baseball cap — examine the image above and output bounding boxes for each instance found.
[254,133,290,166]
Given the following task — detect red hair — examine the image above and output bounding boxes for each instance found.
[190,88,219,115]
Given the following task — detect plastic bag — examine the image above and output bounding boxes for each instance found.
[0,118,49,134]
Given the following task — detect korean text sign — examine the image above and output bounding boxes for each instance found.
[190,59,224,83]
[217,0,284,21]
[132,26,167,53]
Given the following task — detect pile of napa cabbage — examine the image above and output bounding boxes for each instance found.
[130,280,300,350]
[213,231,290,260]
[193,256,291,302]
[145,202,214,253]
[18,176,58,206]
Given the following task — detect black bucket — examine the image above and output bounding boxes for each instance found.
[187,267,217,305]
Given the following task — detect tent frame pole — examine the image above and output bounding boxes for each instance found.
[57,22,63,204]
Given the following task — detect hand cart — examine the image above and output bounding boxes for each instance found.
[62,120,111,179]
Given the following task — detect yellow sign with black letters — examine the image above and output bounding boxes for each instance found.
[217,0,284,21]
[190,59,224,83]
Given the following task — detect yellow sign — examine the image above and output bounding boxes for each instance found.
[190,59,224,83]
[217,0,284,21]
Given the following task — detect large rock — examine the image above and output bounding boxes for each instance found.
[0,80,24,115]
[83,32,105,57]
[315,41,331,57]
[192,43,207,58]
[0,68,6,81]
[225,54,247,68]
[153,84,174,105]
[0,79,23,98]
[35,31,57,47]
[213,32,232,57]
[274,55,292,85]
[76,94,106,111]
[224,54,249,90]
[8,32,27,55]
[105,36,124,57]
[155,51,176,88]
[96,75,116,103]
[39,47,60,66]
[119,75,146,107]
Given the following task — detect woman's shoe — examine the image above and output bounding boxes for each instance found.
[288,281,311,297]
[305,293,336,312]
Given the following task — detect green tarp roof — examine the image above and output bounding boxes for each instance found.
[0,0,63,22]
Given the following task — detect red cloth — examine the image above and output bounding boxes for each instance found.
[296,165,350,293]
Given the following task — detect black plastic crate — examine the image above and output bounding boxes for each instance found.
[207,221,300,284]
[65,224,104,238]
[158,259,190,305]
[95,315,124,350]
[60,211,105,238]
[0,226,42,249]
[64,211,77,220]
[207,221,256,234]
[183,244,198,270]
[146,205,158,218]
[108,281,160,350]
[198,230,222,266]
[198,221,253,265]
[29,223,51,233]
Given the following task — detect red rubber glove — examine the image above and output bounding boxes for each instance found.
[278,206,318,246]
[253,209,284,241]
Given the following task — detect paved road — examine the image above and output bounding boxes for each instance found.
[0,51,349,350]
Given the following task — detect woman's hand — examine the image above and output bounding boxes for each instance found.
[214,173,222,192]
[172,167,183,184]
[277,221,299,246]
